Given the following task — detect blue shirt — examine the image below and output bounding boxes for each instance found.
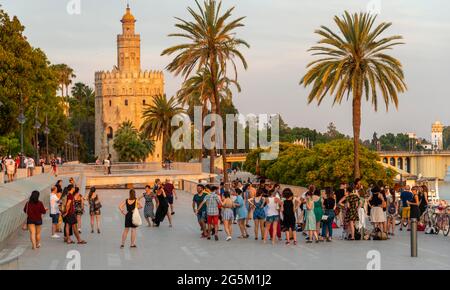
[235,195,248,220]
[400,191,413,207]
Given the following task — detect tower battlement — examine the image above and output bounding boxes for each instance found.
[95,70,164,81]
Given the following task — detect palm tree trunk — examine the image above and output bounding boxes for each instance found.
[352,95,362,179]
[209,100,216,183]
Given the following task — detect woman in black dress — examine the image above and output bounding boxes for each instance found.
[119,189,142,248]
[152,182,172,227]
[282,188,297,245]
[418,185,428,216]
[408,186,421,220]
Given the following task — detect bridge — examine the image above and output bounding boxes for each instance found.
[378,151,450,180]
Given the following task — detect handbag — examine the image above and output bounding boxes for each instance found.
[22,202,29,231]
[132,200,142,226]
[94,198,102,211]
[321,214,329,221]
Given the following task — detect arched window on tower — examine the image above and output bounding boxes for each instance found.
[143,99,146,106]
[107,127,113,140]
[125,100,129,106]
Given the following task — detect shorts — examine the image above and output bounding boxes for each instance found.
[27,219,42,226]
[197,211,207,222]
[50,213,60,224]
[207,215,219,225]
[266,215,280,223]
[64,214,77,226]
[166,195,174,205]
[402,207,410,219]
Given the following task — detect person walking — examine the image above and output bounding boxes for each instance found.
[221,191,234,241]
[197,186,221,241]
[49,186,60,239]
[86,187,102,234]
[163,179,177,215]
[140,185,155,227]
[119,189,142,248]
[418,185,428,217]
[192,184,208,238]
[152,181,172,227]
[282,188,297,245]
[248,189,266,240]
[234,189,249,239]
[322,188,336,242]
[24,190,48,249]
[26,156,35,177]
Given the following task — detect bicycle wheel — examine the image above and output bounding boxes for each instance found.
[442,215,449,237]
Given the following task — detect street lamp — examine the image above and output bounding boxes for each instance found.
[33,107,41,163]
[17,107,26,168]
[64,140,68,162]
[43,114,50,163]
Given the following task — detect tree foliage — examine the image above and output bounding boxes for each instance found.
[113,121,154,162]
[244,139,395,189]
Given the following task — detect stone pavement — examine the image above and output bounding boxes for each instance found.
[4,189,450,270]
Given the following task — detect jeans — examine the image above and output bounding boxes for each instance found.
[321,209,335,238]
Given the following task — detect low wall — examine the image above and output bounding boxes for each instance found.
[181,180,307,197]
[0,174,80,247]
[0,166,50,184]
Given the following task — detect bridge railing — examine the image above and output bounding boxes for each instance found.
[378,150,450,156]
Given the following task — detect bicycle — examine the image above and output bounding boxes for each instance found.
[433,206,449,236]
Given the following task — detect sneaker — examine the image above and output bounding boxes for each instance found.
[226,236,232,241]
[214,235,219,241]
[51,234,60,239]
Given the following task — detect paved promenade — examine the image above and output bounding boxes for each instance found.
[3,189,450,270]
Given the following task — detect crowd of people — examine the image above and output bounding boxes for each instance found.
[190,178,440,244]
[22,177,178,250]
[21,173,445,250]
[1,154,60,183]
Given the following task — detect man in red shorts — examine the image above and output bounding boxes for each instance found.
[197,185,221,241]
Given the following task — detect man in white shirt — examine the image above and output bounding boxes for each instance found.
[5,156,16,183]
[26,157,35,177]
[49,186,60,238]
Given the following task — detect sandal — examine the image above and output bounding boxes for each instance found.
[130,245,137,248]
[77,240,87,244]
[293,241,297,245]
[120,245,124,249]
[285,241,290,245]
[66,240,74,244]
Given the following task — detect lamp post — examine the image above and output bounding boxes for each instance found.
[33,107,41,163]
[43,114,50,163]
[64,140,68,162]
[16,104,26,168]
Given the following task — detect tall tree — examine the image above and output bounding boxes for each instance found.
[300,11,407,179]
[162,0,249,182]
[140,94,185,160]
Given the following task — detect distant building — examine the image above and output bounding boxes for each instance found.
[94,5,163,162]
[431,121,444,150]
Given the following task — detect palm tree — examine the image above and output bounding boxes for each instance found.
[113,121,154,162]
[177,67,241,172]
[300,11,406,179]
[140,94,185,161]
[162,0,249,182]
[51,64,76,100]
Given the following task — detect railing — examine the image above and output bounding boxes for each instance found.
[378,150,450,156]
[58,162,203,174]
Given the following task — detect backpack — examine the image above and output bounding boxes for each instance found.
[387,202,396,215]
[58,194,68,215]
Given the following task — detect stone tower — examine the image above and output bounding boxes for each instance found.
[431,121,444,150]
[95,5,164,162]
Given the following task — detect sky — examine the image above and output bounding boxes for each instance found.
[2,0,450,140]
